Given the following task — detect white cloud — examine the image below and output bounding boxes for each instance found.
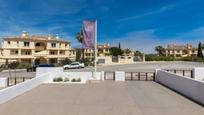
[117,4,177,22]
[108,27,204,54]
[109,29,161,53]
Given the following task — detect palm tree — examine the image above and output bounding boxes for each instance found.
[155,45,165,56]
[76,30,83,43]
[76,30,84,61]
[124,48,132,55]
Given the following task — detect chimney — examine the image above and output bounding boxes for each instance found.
[56,34,60,40]
[21,31,29,38]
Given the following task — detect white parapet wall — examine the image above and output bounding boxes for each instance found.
[115,71,125,81]
[0,67,105,104]
[36,67,103,83]
[156,69,204,105]
[0,73,50,104]
[0,78,7,87]
[193,67,204,81]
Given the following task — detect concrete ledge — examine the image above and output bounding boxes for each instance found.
[0,73,50,104]
[0,78,7,87]
[156,69,204,105]
[115,71,125,81]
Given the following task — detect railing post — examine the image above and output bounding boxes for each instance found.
[191,70,193,78]
[153,72,155,81]
[113,72,115,80]
[174,70,176,74]
[23,77,25,82]
[131,72,133,80]
[182,70,185,76]
[7,77,9,87]
[14,77,17,85]
[146,72,148,81]
[138,72,140,80]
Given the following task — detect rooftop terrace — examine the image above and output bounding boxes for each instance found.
[0,81,203,115]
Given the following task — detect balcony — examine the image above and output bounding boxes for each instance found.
[34,50,48,57]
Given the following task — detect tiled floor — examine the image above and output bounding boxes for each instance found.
[0,81,203,115]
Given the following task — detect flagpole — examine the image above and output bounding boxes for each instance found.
[94,20,97,73]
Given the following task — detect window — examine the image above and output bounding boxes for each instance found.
[15,51,18,54]
[25,51,31,55]
[24,41,30,47]
[36,43,41,46]
[51,43,56,48]
[7,41,10,44]
[50,51,57,55]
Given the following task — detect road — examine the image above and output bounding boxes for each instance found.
[1,61,204,78]
[65,61,204,72]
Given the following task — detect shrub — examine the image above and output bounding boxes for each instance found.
[71,78,81,82]
[53,77,63,82]
[60,58,72,65]
[71,78,76,82]
[8,61,20,69]
[17,62,31,69]
[145,55,175,61]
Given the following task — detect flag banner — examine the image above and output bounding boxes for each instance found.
[82,20,96,48]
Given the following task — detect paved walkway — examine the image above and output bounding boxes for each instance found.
[0,81,204,115]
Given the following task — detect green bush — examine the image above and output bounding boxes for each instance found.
[53,77,63,82]
[17,62,31,69]
[145,55,175,61]
[8,61,20,69]
[178,56,204,62]
[71,78,81,82]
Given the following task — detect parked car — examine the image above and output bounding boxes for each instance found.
[63,62,84,69]
[27,64,55,72]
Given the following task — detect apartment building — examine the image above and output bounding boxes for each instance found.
[83,43,134,64]
[84,43,110,58]
[0,32,76,65]
[165,44,197,57]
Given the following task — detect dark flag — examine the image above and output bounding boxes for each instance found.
[82,20,96,48]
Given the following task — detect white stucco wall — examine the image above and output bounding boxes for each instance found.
[156,69,204,105]
[0,73,50,104]
[193,67,204,80]
[0,78,7,87]
[115,71,125,81]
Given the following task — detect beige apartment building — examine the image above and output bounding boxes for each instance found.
[0,32,76,65]
[84,43,110,58]
[165,44,197,57]
[83,43,134,64]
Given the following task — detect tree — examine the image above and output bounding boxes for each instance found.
[76,30,84,43]
[155,46,165,56]
[76,30,84,61]
[118,43,121,49]
[134,50,143,57]
[60,58,72,65]
[8,61,20,78]
[124,48,131,55]
[197,42,203,58]
[75,48,82,62]
[109,47,124,56]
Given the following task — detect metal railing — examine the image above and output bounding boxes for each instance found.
[164,69,193,78]
[104,71,115,80]
[7,77,34,87]
[125,72,155,81]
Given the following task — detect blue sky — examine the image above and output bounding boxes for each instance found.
[0,0,204,53]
